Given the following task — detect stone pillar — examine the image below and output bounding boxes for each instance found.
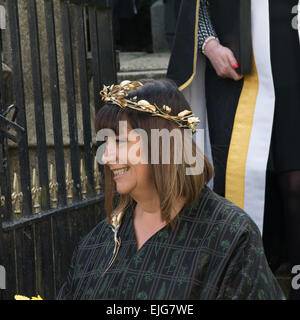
[0,4,5,30]
[150,0,169,52]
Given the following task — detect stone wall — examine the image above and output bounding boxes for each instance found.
[2,0,96,147]
[1,0,97,184]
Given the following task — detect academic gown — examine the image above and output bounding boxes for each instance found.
[167,0,300,269]
[57,186,285,300]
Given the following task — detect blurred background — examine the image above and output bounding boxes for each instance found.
[113,0,181,52]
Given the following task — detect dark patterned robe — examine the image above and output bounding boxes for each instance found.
[57,186,285,300]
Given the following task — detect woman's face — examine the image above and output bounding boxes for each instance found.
[101,122,154,197]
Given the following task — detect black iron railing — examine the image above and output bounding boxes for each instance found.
[0,0,115,299]
[1,0,116,221]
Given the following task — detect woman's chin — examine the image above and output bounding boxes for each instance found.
[115,183,133,195]
[116,189,130,195]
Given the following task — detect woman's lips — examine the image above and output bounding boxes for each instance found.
[112,167,130,180]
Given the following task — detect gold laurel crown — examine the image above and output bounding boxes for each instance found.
[99,80,200,133]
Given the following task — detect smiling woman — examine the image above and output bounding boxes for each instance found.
[94,79,211,231]
[57,79,285,300]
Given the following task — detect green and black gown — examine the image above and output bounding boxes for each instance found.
[57,186,285,300]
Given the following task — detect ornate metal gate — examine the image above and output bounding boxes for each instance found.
[0,0,116,299]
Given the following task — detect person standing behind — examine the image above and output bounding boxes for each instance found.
[167,0,300,300]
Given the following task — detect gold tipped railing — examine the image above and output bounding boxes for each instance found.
[0,195,5,207]
[66,163,74,204]
[49,163,58,208]
[80,158,88,199]
[11,172,23,215]
[10,156,102,217]
[31,168,42,214]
